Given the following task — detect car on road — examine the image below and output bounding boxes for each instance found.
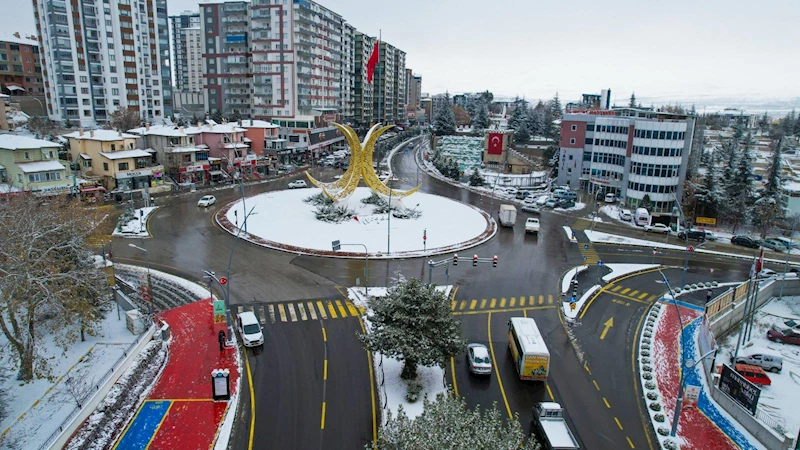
[544,198,558,208]
[760,239,785,252]
[515,190,532,200]
[732,350,782,373]
[467,343,492,375]
[677,229,706,241]
[619,209,632,222]
[288,180,308,189]
[731,235,761,248]
[523,196,537,205]
[767,326,800,345]
[703,231,719,241]
[605,192,617,203]
[774,237,800,250]
[521,204,540,214]
[197,195,216,207]
[644,223,671,234]
[757,268,777,278]
[236,311,264,347]
[557,199,575,209]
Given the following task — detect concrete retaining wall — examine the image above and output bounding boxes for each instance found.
[709,385,794,450]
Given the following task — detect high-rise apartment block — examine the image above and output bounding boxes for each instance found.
[169,11,201,93]
[405,69,421,110]
[352,31,375,126]
[340,22,355,122]
[33,0,173,127]
[0,33,44,96]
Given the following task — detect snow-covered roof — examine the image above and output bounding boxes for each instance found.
[224,143,248,149]
[183,123,246,134]
[196,144,209,149]
[7,85,24,92]
[169,146,203,153]
[0,32,38,47]
[16,160,66,173]
[0,183,21,193]
[240,119,279,129]
[79,153,91,160]
[99,149,153,160]
[127,125,190,137]
[0,134,61,150]
[63,130,139,141]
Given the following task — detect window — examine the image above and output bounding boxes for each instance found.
[84,110,92,117]
[81,87,89,94]
[569,138,575,145]
[80,76,87,82]
[118,162,129,171]
[103,162,109,171]
[586,124,594,131]
[24,151,30,159]
[571,124,577,131]
[82,99,89,105]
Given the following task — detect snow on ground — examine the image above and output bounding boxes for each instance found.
[563,285,600,320]
[562,226,578,243]
[116,263,215,301]
[0,311,140,449]
[561,266,588,294]
[225,187,490,257]
[585,230,686,250]
[347,285,452,421]
[112,206,158,238]
[715,295,800,438]
[601,264,660,282]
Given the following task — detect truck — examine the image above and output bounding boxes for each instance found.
[507,317,550,380]
[498,204,517,227]
[532,402,580,450]
[525,217,540,234]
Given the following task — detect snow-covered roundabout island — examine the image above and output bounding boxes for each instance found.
[216,187,496,259]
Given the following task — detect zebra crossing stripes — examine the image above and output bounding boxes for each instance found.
[235,299,363,324]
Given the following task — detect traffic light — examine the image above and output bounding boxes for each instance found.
[473,255,478,267]
[453,254,458,265]
[493,255,498,267]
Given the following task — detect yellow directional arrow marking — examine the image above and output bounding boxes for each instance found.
[600,317,614,340]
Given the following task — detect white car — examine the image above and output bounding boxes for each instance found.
[197,195,216,207]
[467,343,492,375]
[757,268,777,279]
[288,180,308,189]
[236,311,264,347]
[644,223,671,234]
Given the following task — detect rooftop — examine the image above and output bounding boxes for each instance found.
[0,32,38,47]
[0,135,61,150]
[240,119,279,129]
[63,130,139,141]
[127,125,191,137]
[16,160,66,173]
[99,149,153,160]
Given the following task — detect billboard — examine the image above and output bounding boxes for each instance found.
[309,127,344,146]
[719,363,760,415]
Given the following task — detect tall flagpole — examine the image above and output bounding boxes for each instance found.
[378,29,382,126]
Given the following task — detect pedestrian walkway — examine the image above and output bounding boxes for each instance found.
[450,294,556,313]
[652,300,760,449]
[602,283,659,304]
[237,298,364,324]
[114,299,238,450]
[579,243,600,264]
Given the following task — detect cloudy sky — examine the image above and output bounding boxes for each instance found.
[6,0,799,109]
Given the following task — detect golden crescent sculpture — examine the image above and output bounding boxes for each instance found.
[306,123,421,202]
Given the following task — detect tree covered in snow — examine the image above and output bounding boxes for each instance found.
[372,392,540,450]
[471,102,490,131]
[527,110,545,138]
[549,93,563,119]
[751,137,787,238]
[0,195,111,381]
[640,194,653,211]
[758,112,770,134]
[359,277,464,380]
[693,151,723,217]
[469,168,485,186]
[109,106,141,132]
[509,99,531,144]
[26,116,59,139]
[629,93,637,108]
[432,102,456,136]
[722,134,756,233]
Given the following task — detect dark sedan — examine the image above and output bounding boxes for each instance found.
[767,327,800,345]
[731,235,761,249]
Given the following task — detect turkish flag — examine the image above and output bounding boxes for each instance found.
[755,248,764,274]
[488,133,503,155]
[367,41,380,84]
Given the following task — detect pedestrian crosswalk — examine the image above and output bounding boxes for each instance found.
[571,218,591,232]
[579,243,600,264]
[236,299,364,324]
[86,234,111,248]
[450,294,556,312]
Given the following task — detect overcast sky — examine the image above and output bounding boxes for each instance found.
[6,0,799,109]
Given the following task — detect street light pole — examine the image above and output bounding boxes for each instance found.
[340,243,369,298]
[387,175,392,254]
[672,192,690,289]
[128,243,152,316]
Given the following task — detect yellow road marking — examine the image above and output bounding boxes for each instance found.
[323,359,328,380]
[519,297,526,307]
[453,306,556,316]
[268,304,276,323]
[621,288,631,294]
[298,303,308,321]
[529,295,535,305]
[638,292,648,299]
[510,297,516,307]
[317,301,328,319]
[603,397,611,408]
[450,357,459,396]
[278,304,287,322]
[470,299,477,310]
[327,301,338,319]
[548,294,553,304]
[307,302,318,320]
[545,383,554,401]
[335,300,347,317]
[539,295,544,305]
[356,315,377,444]
[451,301,456,310]
[584,363,591,375]
[627,436,635,448]
[322,327,327,342]
[320,402,326,429]
[457,300,465,310]
[244,338,256,450]
[500,298,506,307]
[487,312,512,420]
[615,417,624,430]
[480,299,487,309]
[592,379,600,390]
[490,298,497,308]
[288,303,298,322]
[347,301,359,316]
[144,401,173,450]
[600,317,614,340]
[630,290,639,297]
[612,285,622,292]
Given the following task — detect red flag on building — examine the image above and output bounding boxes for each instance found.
[488,133,503,155]
[755,248,764,274]
[366,41,380,84]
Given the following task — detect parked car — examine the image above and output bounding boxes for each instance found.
[521,204,541,214]
[197,195,216,207]
[767,326,800,345]
[604,192,617,203]
[774,237,800,250]
[544,198,558,208]
[731,235,761,248]
[515,190,532,200]
[467,343,492,375]
[733,363,772,386]
[557,199,576,209]
[677,229,706,241]
[644,223,671,234]
[760,239,786,252]
[703,231,718,241]
[523,196,537,205]
[288,180,308,189]
[757,268,777,278]
[619,209,632,222]
[732,350,783,373]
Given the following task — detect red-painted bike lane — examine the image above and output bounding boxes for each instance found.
[654,303,738,449]
[116,299,239,450]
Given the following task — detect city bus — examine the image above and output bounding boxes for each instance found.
[508,317,550,381]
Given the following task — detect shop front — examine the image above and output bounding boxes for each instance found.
[178,163,211,184]
[115,167,164,191]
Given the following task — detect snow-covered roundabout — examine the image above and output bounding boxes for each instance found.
[216,187,496,259]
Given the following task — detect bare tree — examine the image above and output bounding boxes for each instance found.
[0,195,110,381]
[26,116,58,139]
[108,107,141,133]
[61,375,96,408]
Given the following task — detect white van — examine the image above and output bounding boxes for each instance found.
[236,311,264,347]
[733,349,782,373]
[605,193,616,203]
[634,208,650,227]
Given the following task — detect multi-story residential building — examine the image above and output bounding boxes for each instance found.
[372,41,405,124]
[352,31,375,126]
[127,124,206,183]
[0,33,44,96]
[169,11,201,92]
[557,108,696,213]
[405,69,420,110]
[33,0,173,127]
[0,135,69,196]
[340,23,355,123]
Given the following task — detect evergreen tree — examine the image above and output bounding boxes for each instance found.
[432,103,456,136]
[372,393,541,450]
[549,93,563,118]
[725,134,756,233]
[469,168,485,186]
[751,137,786,238]
[358,277,464,380]
[528,111,545,137]
[758,112,770,134]
[471,102,490,131]
[694,151,722,217]
[515,121,531,144]
[640,194,653,210]
[629,93,637,108]
[208,110,224,124]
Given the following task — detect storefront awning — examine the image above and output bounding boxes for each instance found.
[209,170,226,176]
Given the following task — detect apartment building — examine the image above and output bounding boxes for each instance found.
[352,31,375,126]
[0,33,44,96]
[405,69,421,110]
[557,108,696,213]
[33,0,173,127]
[169,11,201,92]
[340,22,355,122]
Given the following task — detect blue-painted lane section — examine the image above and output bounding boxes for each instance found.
[114,400,172,450]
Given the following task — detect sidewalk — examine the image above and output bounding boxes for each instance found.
[651,301,762,449]
[114,299,239,450]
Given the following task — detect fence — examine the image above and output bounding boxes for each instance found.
[40,323,156,450]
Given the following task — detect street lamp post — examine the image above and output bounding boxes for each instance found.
[128,243,152,315]
[338,243,369,298]
[387,174,393,254]
[220,150,248,233]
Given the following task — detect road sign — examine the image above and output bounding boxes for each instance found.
[696,216,717,225]
[219,277,228,285]
[653,248,658,255]
[597,260,603,266]
[570,303,576,311]
[583,256,587,261]
[569,296,577,303]
[584,244,589,250]
[688,246,694,252]
[213,300,226,324]
[332,240,341,251]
